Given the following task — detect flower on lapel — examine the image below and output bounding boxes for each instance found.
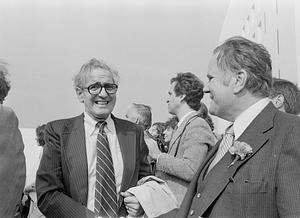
[228,141,253,167]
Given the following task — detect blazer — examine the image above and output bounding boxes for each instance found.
[0,105,26,218]
[155,111,217,204]
[161,103,300,218]
[36,114,152,218]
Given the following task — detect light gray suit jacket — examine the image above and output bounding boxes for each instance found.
[155,111,216,203]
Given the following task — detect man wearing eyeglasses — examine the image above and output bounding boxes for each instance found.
[36,58,152,218]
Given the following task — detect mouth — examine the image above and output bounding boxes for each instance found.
[95,100,109,105]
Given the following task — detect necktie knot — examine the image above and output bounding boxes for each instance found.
[96,121,107,132]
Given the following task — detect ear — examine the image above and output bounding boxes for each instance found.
[135,117,140,124]
[271,94,285,110]
[179,94,186,102]
[75,87,85,103]
[232,70,247,93]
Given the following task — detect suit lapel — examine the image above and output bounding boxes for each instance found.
[198,140,221,181]
[168,111,198,155]
[112,116,135,192]
[196,103,276,216]
[62,114,89,206]
[176,141,221,217]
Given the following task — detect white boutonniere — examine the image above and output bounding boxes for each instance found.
[228,141,253,167]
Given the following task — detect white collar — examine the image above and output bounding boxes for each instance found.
[84,112,114,136]
[233,98,270,139]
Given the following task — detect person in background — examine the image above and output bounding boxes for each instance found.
[148,122,166,152]
[163,116,178,153]
[161,36,300,218]
[149,72,217,204]
[269,77,300,115]
[125,103,157,171]
[36,58,151,218]
[0,62,26,218]
[197,102,222,141]
[198,102,214,131]
[125,103,152,130]
[23,124,46,218]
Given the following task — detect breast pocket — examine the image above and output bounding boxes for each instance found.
[226,180,268,194]
[224,181,276,217]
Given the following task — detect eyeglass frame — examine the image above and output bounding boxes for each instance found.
[81,82,118,95]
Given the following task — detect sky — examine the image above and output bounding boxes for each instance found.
[0,0,230,128]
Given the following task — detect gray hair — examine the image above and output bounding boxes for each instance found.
[130,103,152,130]
[73,58,120,89]
[214,36,272,97]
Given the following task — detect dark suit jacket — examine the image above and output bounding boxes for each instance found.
[36,114,152,218]
[0,105,26,218]
[161,103,300,218]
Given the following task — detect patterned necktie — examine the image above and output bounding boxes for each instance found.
[94,121,118,217]
[206,124,234,174]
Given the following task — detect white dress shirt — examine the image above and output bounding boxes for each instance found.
[84,112,124,212]
[233,98,270,139]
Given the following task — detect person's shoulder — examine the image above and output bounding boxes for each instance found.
[275,110,300,125]
[46,114,83,131]
[0,104,15,115]
[189,115,211,129]
[0,105,18,123]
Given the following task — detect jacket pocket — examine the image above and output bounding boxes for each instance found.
[225,181,268,193]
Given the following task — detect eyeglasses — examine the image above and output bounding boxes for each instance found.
[83,82,118,95]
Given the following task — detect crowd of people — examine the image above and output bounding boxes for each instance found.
[1,36,300,218]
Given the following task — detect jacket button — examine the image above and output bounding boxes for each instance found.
[190,210,194,216]
[196,193,201,198]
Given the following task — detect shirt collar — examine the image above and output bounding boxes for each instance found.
[178,111,195,127]
[233,98,270,139]
[84,112,114,136]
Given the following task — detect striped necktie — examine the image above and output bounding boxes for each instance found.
[94,121,118,217]
[206,124,234,174]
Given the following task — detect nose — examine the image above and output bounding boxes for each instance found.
[166,95,170,103]
[98,87,109,97]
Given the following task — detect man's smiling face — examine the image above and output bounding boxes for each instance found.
[77,68,117,121]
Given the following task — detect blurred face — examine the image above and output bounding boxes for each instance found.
[163,127,174,142]
[167,82,182,115]
[270,94,285,112]
[76,68,116,121]
[125,106,138,124]
[204,54,235,120]
[148,125,158,137]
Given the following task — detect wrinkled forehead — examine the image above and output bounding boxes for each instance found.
[85,68,114,84]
